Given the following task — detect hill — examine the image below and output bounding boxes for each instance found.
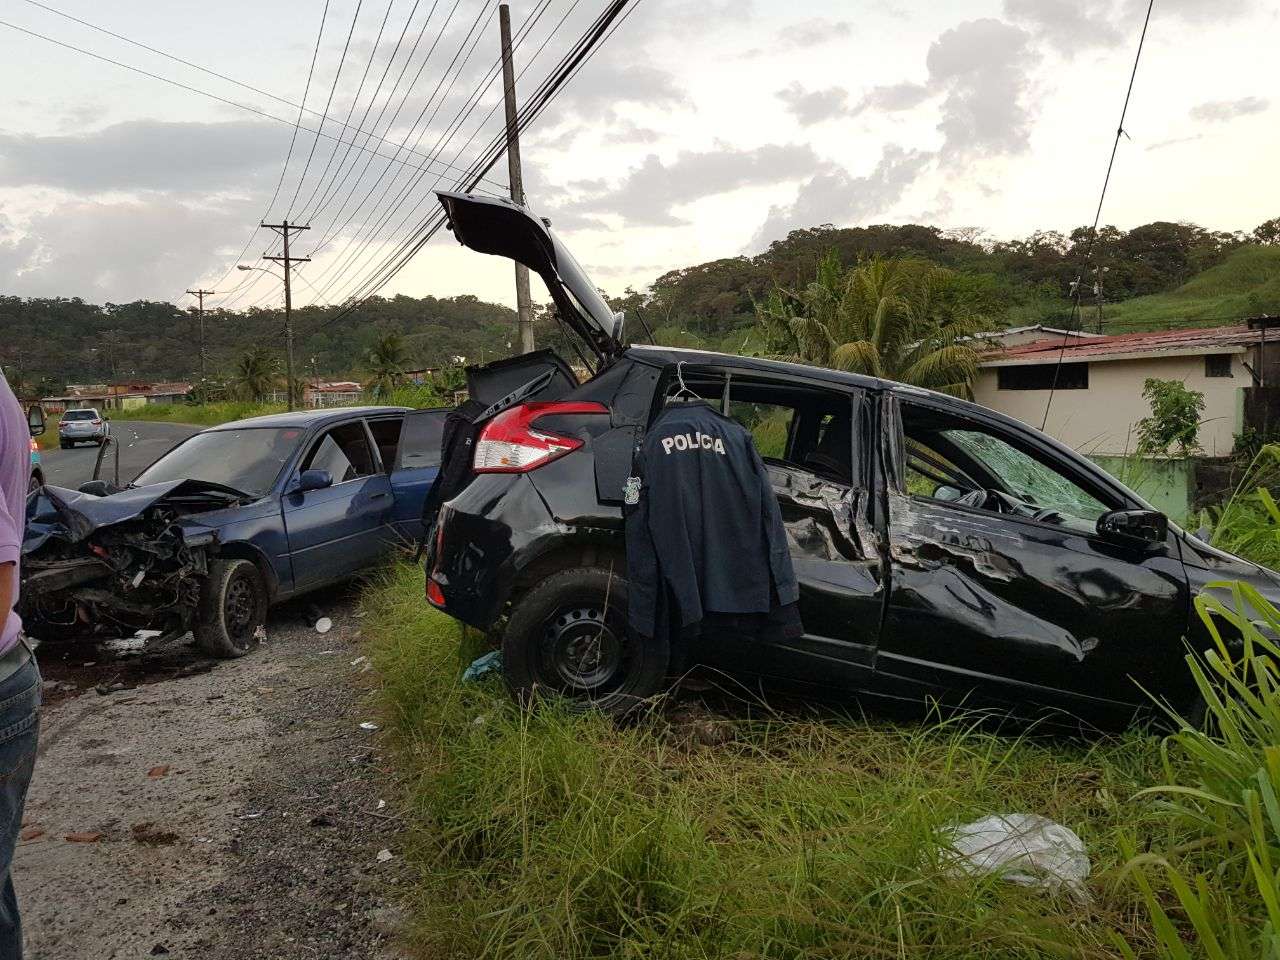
[1101,245,1280,331]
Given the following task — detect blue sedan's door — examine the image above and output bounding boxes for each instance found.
[282,420,393,591]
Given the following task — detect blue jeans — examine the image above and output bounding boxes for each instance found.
[0,645,39,960]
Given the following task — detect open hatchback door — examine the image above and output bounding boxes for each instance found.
[436,191,624,367]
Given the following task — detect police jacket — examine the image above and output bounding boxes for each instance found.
[625,401,799,640]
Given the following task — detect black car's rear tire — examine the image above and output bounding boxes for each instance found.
[194,558,267,659]
[502,566,668,715]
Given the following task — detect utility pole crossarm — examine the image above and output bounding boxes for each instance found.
[259,221,310,411]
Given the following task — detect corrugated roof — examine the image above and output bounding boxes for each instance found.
[979,324,1261,366]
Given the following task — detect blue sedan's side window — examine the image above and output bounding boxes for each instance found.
[301,424,376,484]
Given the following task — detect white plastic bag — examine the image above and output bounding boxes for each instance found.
[942,813,1090,901]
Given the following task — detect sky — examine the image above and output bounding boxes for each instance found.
[0,0,1276,314]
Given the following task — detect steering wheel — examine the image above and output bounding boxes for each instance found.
[981,489,1064,524]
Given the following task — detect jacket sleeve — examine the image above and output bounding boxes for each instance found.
[750,442,799,605]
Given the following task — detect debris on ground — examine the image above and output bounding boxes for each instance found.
[147,765,171,778]
[359,721,379,731]
[315,617,333,634]
[64,831,104,843]
[462,650,502,682]
[375,849,394,863]
[942,813,1090,901]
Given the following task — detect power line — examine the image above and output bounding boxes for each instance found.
[298,0,503,300]
[284,0,366,217]
[304,0,637,335]
[186,0,331,307]
[304,0,566,306]
[290,0,399,226]
[1041,0,1156,430]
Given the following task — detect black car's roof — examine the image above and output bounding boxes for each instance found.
[207,406,409,431]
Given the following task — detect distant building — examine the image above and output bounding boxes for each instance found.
[41,381,192,413]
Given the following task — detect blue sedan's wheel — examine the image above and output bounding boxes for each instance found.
[194,558,267,658]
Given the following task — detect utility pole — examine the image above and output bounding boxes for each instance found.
[499,3,534,354]
[261,221,310,411]
[186,288,215,381]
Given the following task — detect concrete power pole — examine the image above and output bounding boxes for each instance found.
[186,288,215,381]
[500,3,534,354]
[261,221,310,411]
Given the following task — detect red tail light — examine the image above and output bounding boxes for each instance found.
[473,402,607,473]
[91,419,102,425]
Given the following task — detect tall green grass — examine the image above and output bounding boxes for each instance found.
[110,400,286,427]
[1202,444,1280,570]
[1103,245,1280,331]
[1123,581,1280,958]
[364,562,1172,959]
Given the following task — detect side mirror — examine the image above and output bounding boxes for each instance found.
[298,469,333,492]
[933,483,964,502]
[26,404,45,437]
[1097,509,1167,548]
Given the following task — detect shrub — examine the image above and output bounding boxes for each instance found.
[1135,378,1205,458]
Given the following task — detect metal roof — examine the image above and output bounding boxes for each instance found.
[979,324,1262,367]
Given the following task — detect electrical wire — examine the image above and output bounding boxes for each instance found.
[305,0,576,306]
[303,0,636,335]
[181,0,331,308]
[1041,0,1156,430]
[298,0,504,299]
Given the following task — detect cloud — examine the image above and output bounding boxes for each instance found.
[1190,96,1270,123]
[750,146,933,248]
[0,195,254,302]
[545,60,687,124]
[556,143,822,227]
[776,84,852,126]
[1146,133,1205,151]
[851,81,931,115]
[926,19,1036,160]
[1002,0,1121,53]
[777,18,853,49]
[0,120,288,194]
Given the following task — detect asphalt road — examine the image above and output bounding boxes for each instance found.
[39,420,201,489]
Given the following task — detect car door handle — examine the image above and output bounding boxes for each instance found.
[370,491,391,500]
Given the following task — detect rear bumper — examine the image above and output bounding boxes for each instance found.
[427,473,560,630]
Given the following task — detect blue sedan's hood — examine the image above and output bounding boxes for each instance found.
[25,480,247,551]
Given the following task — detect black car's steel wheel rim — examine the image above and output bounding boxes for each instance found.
[539,605,630,694]
[224,574,258,648]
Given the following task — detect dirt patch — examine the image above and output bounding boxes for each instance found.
[16,591,411,959]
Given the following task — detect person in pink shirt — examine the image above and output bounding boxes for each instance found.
[0,370,40,959]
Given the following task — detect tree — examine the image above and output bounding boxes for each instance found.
[1254,217,1280,246]
[755,253,988,396]
[1136,378,1205,458]
[364,332,410,399]
[230,347,280,402]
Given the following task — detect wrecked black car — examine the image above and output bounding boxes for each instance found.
[424,191,1280,726]
[23,406,446,658]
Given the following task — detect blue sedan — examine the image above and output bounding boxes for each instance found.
[22,406,446,657]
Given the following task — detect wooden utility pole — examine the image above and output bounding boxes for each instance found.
[186,288,215,381]
[261,221,310,411]
[499,3,534,354]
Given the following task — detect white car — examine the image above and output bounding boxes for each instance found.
[58,408,110,448]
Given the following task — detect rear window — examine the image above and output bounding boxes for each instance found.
[63,410,97,421]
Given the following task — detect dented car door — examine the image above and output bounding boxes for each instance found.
[876,392,1190,715]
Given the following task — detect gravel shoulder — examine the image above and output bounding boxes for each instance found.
[15,590,410,960]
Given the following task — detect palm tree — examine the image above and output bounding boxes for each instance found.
[365,333,409,399]
[756,253,988,397]
[230,347,281,402]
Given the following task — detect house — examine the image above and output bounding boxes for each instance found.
[41,381,192,413]
[302,381,364,408]
[967,324,1103,349]
[973,320,1280,516]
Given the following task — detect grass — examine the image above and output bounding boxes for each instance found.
[112,399,287,427]
[363,562,1188,959]
[1102,245,1280,332]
